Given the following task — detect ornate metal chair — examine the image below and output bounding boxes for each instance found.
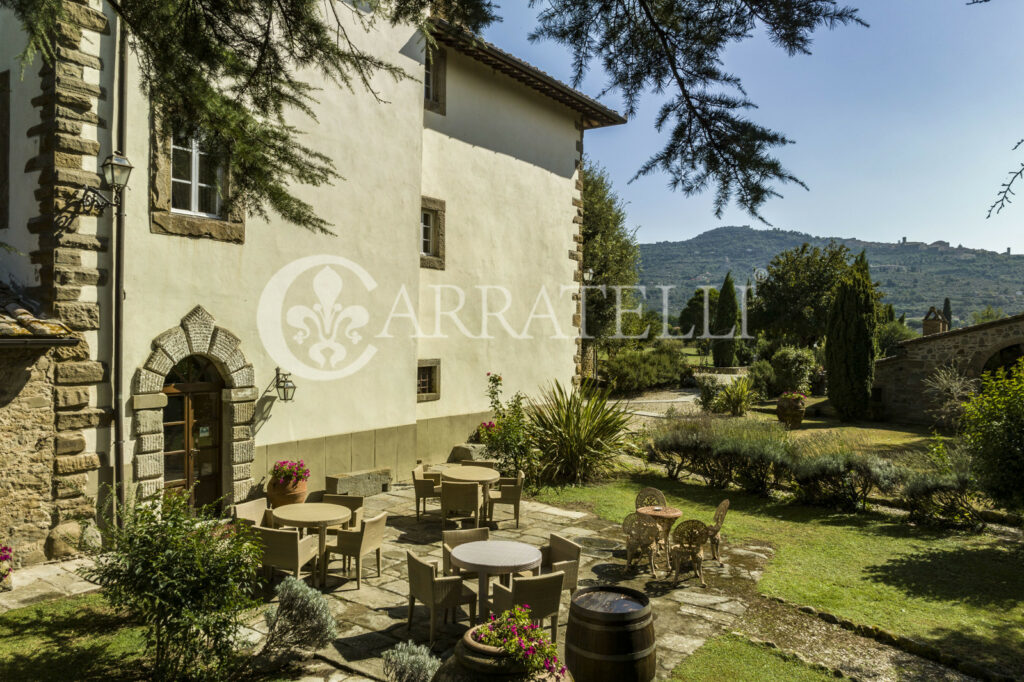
[635,487,667,510]
[708,499,730,564]
[622,512,660,577]
[671,520,712,587]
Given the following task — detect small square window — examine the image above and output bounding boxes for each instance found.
[417,360,440,402]
[419,197,445,270]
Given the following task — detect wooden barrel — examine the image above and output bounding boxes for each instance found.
[565,585,656,682]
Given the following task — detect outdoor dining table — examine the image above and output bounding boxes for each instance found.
[450,539,542,621]
[441,465,501,520]
[272,502,352,587]
[637,504,683,570]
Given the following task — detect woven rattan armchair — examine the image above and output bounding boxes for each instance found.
[406,552,477,644]
[257,526,319,587]
[232,497,271,528]
[622,512,660,577]
[326,511,388,589]
[487,470,524,528]
[671,520,712,587]
[518,533,582,595]
[708,499,730,564]
[492,571,565,642]
[635,487,668,510]
[441,480,483,528]
[412,465,442,521]
[324,493,364,531]
[441,527,489,578]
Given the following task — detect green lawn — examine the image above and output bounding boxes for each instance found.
[670,634,837,681]
[0,593,147,681]
[534,473,1024,677]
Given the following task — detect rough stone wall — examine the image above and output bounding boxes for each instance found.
[0,350,56,567]
[20,0,112,562]
[874,312,1024,423]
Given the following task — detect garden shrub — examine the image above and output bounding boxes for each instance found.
[770,346,815,394]
[603,341,693,396]
[748,359,776,398]
[82,489,260,681]
[902,470,981,530]
[529,379,630,485]
[694,374,723,412]
[712,376,757,416]
[479,372,534,477]
[382,641,441,682]
[922,363,977,431]
[960,358,1024,510]
[791,434,899,511]
[258,576,337,667]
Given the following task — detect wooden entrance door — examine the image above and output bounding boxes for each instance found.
[162,356,224,508]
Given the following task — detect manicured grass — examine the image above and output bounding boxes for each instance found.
[534,473,1024,676]
[670,634,837,681]
[0,593,147,681]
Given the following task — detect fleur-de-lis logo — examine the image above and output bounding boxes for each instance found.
[285,267,369,369]
[258,255,378,381]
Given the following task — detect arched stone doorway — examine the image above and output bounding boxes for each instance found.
[131,306,257,505]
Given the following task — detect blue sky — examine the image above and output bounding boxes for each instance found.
[483,1,1024,253]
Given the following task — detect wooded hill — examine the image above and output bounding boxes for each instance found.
[638,226,1024,326]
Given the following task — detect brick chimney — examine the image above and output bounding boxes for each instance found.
[922,306,949,335]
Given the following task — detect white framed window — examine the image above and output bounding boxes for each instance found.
[421,210,435,256]
[171,134,223,218]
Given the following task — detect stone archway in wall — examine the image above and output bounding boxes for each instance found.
[131,306,257,504]
[969,335,1024,378]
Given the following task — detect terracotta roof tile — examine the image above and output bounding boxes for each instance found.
[0,284,74,339]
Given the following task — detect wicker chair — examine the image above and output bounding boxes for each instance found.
[324,494,364,536]
[412,465,442,521]
[492,571,565,642]
[442,527,489,578]
[441,481,483,528]
[257,526,319,587]
[622,512,660,576]
[519,534,582,595]
[461,459,500,469]
[406,552,477,644]
[232,497,272,528]
[708,499,730,564]
[635,487,667,510]
[671,520,712,587]
[326,511,388,589]
[487,470,525,528]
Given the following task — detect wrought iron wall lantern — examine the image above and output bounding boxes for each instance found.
[57,152,133,229]
[275,367,297,402]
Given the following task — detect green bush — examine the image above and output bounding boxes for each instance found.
[876,319,919,357]
[604,341,693,396]
[530,380,630,486]
[791,435,899,511]
[748,359,776,398]
[259,576,337,667]
[694,374,723,412]
[479,372,534,477]
[901,470,980,530]
[770,346,815,394]
[712,376,757,416]
[960,358,1024,510]
[382,641,441,682]
[82,490,260,680]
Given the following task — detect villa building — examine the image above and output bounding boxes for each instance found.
[0,1,624,565]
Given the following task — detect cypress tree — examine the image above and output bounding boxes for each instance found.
[825,271,877,421]
[712,272,738,367]
[943,298,953,326]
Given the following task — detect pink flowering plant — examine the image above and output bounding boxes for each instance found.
[480,372,533,477]
[0,545,12,582]
[779,391,807,403]
[270,460,310,486]
[473,605,566,679]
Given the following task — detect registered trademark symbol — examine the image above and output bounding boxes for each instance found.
[754,267,769,283]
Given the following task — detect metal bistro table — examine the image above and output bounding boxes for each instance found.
[450,540,541,621]
[272,502,352,587]
[637,505,682,570]
[441,466,500,520]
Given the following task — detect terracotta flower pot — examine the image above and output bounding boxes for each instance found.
[266,478,308,508]
[776,397,806,429]
[432,626,569,682]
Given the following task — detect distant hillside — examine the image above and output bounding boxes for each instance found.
[638,226,1024,325]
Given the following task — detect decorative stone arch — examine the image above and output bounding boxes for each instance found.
[130,306,257,504]
[969,335,1024,377]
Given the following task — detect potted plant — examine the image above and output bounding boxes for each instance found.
[433,605,569,681]
[266,460,311,508]
[0,545,12,592]
[776,391,807,429]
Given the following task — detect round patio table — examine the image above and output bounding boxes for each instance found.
[450,540,541,621]
[272,502,351,587]
[637,505,682,570]
[441,466,501,521]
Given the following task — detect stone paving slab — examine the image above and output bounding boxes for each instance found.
[0,557,98,614]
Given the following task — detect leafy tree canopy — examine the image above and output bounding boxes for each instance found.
[4,0,863,231]
[678,286,719,337]
[970,305,1005,326]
